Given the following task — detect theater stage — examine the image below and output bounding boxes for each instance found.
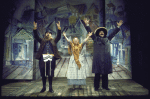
[1,77,148,97]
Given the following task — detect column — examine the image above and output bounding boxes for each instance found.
[119,43,123,59]
[116,43,118,56]
[99,0,105,27]
[110,44,113,56]
[125,48,128,66]
[112,44,114,56]
[114,44,116,57]
[33,0,39,80]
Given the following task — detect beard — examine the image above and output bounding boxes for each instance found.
[44,35,53,40]
[99,33,104,37]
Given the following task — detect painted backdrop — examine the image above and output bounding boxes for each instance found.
[3,0,131,80]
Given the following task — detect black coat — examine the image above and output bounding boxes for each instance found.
[33,29,62,77]
[33,29,62,60]
[91,27,120,74]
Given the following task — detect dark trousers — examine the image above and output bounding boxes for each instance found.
[41,76,53,89]
[94,73,108,89]
[39,57,56,77]
[39,57,56,89]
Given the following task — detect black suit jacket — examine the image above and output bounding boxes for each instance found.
[33,29,62,60]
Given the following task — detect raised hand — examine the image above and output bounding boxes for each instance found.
[88,32,93,37]
[63,32,66,36]
[117,20,123,27]
[33,21,37,30]
[56,21,61,30]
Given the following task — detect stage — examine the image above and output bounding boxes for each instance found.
[3,57,132,80]
[1,77,148,97]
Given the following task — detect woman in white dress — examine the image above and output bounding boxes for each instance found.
[63,32,93,89]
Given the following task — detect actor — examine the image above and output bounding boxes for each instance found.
[90,20,123,91]
[33,21,62,93]
[63,31,93,89]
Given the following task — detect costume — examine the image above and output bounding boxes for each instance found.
[33,28,61,92]
[91,27,120,90]
[67,41,87,85]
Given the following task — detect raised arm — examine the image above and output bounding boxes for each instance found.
[84,32,93,42]
[107,27,120,41]
[81,19,92,33]
[82,18,96,41]
[90,32,96,41]
[81,32,93,47]
[108,20,123,41]
[54,21,61,43]
[33,21,42,43]
[63,32,70,42]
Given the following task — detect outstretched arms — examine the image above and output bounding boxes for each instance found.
[54,21,61,43]
[33,21,42,43]
[108,20,123,41]
[63,32,93,43]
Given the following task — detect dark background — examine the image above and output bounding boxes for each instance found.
[0,0,149,91]
[126,0,149,90]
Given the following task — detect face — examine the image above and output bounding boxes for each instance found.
[73,37,79,44]
[45,32,52,38]
[84,18,87,22]
[84,18,89,24]
[99,31,105,37]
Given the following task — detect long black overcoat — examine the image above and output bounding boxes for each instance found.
[91,27,120,74]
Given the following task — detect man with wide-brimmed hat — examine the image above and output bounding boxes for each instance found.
[33,21,62,93]
[90,20,123,91]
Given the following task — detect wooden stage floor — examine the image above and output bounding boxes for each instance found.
[1,77,149,97]
[3,57,132,80]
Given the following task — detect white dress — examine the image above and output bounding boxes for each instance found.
[67,42,87,85]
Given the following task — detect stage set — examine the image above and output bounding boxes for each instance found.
[1,0,149,97]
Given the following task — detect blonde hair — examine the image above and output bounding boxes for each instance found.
[68,37,79,55]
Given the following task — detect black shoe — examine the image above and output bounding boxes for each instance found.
[94,88,99,91]
[41,77,46,93]
[49,88,54,93]
[48,77,54,93]
[40,87,46,93]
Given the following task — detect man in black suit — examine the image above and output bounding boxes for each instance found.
[33,21,62,93]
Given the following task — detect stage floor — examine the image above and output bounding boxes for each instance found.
[1,78,149,97]
[3,57,132,80]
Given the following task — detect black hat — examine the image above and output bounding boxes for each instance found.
[45,29,52,34]
[95,27,107,38]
